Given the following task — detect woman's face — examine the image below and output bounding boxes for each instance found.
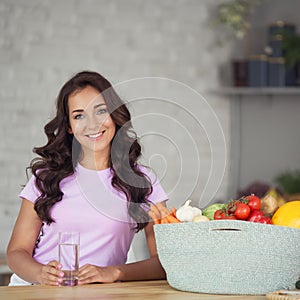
[68,85,116,162]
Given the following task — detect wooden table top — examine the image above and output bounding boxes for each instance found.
[0,280,267,300]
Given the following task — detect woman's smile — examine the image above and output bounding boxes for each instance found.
[85,130,105,140]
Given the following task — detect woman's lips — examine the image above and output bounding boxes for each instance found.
[86,131,105,139]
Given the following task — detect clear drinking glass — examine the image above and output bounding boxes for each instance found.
[58,232,80,286]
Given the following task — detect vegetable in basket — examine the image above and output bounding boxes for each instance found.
[212,194,272,223]
[148,200,207,224]
[260,194,279,215]
[192,215,210,222]
[247,210,272,224]
[271,200,300,228]
[148,203,181,224]
[202,203,226,220]
[175,200,202,222]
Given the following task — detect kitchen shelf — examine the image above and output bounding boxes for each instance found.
[211,86,300,199]
[212,87,300,96]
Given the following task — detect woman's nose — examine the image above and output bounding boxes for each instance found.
[87,115,100,130]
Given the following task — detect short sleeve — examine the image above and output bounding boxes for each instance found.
[141,167,168,204]
[19,175,41,204]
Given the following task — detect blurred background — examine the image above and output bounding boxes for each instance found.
[1,0,300,283]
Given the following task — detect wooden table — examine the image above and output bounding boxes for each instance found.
[0,280,267,300]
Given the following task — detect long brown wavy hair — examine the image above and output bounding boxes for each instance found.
[30,71,153,231]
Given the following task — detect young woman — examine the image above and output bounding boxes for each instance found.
[6,71,168,286]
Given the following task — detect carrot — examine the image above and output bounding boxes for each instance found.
[160,217,169,224]
[166,215,181,223]
[151,203,181,224]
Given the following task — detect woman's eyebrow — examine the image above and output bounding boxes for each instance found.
[72,109,84,114]
[71,103,106,114]
[94,103,106,109]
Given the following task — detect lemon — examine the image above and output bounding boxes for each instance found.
[272,200,300,229]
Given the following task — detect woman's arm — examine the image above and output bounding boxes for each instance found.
[78,202,167,284]
[116,220,166,281]
[6,199,64,285]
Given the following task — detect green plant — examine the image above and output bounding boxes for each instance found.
[212,0,264,39]
[281,32,300,67]
[274,170,300,194]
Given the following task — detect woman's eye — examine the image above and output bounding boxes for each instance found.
[97,108,107,115]
[74,114,84,120]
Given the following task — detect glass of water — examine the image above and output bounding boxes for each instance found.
[58,232,80,286]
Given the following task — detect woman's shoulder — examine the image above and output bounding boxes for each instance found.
[136,164,160,185]
[138,164,168,203]
[20,170,76,201]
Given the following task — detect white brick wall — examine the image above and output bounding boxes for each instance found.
[0,0,234,253]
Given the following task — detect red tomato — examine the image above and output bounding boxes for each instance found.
[247,210,272,224]
[247,210,264,222]
[257,217,272,224]
[227,200,241,214]
[234,203,251,220]
[214,209,237,220]
[222,214,237,220]
[214,209,224,220]
[245,194,261,211]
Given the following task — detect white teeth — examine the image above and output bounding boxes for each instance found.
[87,132,103,138]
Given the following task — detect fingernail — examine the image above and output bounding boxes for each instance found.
[59,272,64,277]
[58,278,63,283]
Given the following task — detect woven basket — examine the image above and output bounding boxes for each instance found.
[154,220,300,295]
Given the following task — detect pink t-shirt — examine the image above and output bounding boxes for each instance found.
[20,164,167,268]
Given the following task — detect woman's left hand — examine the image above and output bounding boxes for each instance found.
[78,264,120,284]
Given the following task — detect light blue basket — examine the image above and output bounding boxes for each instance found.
[154,220,300,295]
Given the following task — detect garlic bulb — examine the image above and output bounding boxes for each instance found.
[176,200,202,222]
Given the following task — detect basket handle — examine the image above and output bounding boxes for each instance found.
[208,220,246,232]
[210,228,242,232]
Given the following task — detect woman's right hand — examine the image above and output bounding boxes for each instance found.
[38,260,64,285]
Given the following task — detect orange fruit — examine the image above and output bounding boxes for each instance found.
[271,200,300,229]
